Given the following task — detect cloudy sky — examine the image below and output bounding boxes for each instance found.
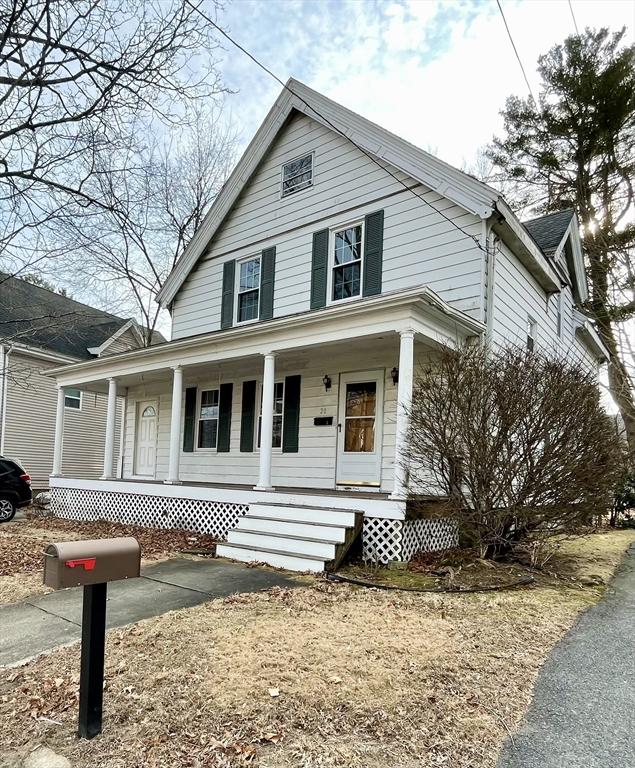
[216,0,634,169]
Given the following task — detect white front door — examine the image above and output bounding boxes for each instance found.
[336,371,384,487]
[134,401,158,477]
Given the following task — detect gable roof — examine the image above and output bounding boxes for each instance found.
[523,210,575,255]
[0,274,140,360]
[157,79,581,307]
[157,78,505,308]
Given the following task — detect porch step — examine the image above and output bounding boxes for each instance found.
[230,529,339,559]
[247,503,357,527]
[235,515,347,542]
[217,503,363,573]
[216,542,327,572]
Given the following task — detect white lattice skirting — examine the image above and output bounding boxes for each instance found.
[362,517,459,564]
[49,487,248,539]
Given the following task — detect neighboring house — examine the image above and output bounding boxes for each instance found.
[0,275,161,489]
[45,80,609,569]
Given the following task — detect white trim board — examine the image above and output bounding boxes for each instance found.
[49,476,406,519]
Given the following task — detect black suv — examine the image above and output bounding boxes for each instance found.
[0,456,32,522]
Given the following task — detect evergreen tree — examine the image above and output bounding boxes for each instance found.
[488,28,635,460]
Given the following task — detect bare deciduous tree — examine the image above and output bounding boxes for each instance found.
[0,0,224,282]
[407,344,624,559]
[50,106,237,341]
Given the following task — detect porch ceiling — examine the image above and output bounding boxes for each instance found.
[46,285,484,391]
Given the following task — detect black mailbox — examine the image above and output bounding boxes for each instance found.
[42,536,141,740]
[44,537,141,589]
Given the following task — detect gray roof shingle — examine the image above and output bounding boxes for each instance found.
[522,209,575,256]
[0,274,133,359]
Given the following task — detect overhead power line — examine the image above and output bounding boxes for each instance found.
[496,0,537,105]
[568,0,580,35]
[183,0,486,253]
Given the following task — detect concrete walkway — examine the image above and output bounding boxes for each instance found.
[498,544,635,768]
[0,559,297,668]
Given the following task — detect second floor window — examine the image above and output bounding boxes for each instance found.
[198,389,219,448]
[332,224,363,301]
[237,256,260,323]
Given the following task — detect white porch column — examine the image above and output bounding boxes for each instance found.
[391,330,415,499]
[52,386,65,476]
[101,377,118,479]
[165,365,183,484]
[256,352,276,490]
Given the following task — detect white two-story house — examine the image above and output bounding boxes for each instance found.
[47,80,608,569]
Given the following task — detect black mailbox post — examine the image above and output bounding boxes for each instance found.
[44,537,141,739]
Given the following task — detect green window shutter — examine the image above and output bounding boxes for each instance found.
[362,210,384,297]
[282,375,301,453]
[183,387,197,452]
[310,229,329,309]
[221,259,235,329]
[217,382,233,452]
[240,380,257,452]
[259,246,276,321]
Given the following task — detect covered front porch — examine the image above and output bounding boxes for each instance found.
[47,287,481,563]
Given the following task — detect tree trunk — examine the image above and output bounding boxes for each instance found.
[595,317,635,464]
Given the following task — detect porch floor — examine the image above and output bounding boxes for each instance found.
[105,477,392,500]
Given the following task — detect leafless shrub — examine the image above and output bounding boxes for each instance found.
[407,344,624,559]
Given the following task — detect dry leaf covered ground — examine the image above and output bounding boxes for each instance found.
[1,529,633,768]
[0,514,217,604]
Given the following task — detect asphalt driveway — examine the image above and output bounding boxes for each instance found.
[498,543,635,768]
[0,558,297,668]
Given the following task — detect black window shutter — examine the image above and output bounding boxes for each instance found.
[362,210,384,297]
[240,380,257,452]
[259,246,276,321]
[221,259,235,329]
[183,387,197,452]
[217,383,233,452]
[310,229,329,309]
[282,375,301,453]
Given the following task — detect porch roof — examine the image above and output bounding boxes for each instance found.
[46,285,484,391]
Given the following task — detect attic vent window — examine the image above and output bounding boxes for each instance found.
[281,153,313,197]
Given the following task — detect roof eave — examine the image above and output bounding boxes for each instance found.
[494,200,561,293]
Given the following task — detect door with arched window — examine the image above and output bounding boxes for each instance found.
[134,401,158,477]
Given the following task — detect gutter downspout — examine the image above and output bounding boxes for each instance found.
[0,345,11,455]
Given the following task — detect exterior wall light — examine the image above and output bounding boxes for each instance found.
[391,367,399,385]
[322,374,332,391]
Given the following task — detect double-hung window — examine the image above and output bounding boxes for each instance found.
[64,388,81,410]
[281,153,313,197]
[237,256,260,323]
[198,389,219,449]
[527,317,537,352]
[257,381,284,449]
[332,224,363,302]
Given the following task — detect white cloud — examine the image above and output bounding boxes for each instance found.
[220,0,634,169]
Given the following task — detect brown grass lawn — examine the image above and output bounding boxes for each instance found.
[0,529,633,768]
[0,513,217,604]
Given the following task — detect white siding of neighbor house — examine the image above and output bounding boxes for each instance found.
[490,241,598,369]
[2,352,122,488]
[99,327,142,357]
[121,341,434,493]
[170,112,483,340]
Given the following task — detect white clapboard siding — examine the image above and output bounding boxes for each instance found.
[3,352,122,488]
[171,112,483,340]
[491,242,597,367]
[122,341,408,492]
